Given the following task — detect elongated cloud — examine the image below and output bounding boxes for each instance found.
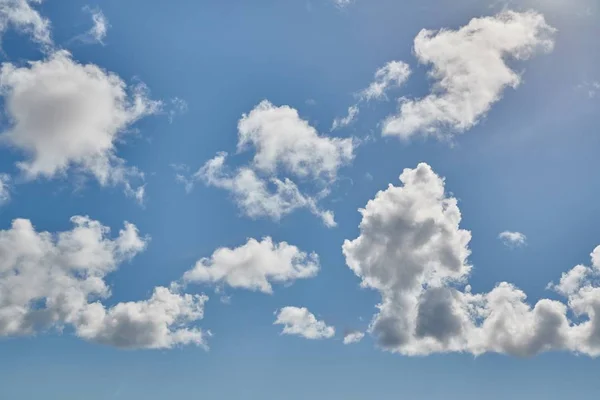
[343,163,600,357]
[499,231,527,247]
[0,0,51,45]
[183,237,319,294]
[383,10,555,138]
[0,50,160,200]
[274,307,335,339]
[0,216,208,349]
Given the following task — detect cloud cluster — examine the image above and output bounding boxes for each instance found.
[343,163,600,357]
[383,10,555,138]
[274,306,335,339]
[0,50,160,201]
[183,237,319,294]
[0,216,208,349]
[0,0,50,45]
[191,100,354,226]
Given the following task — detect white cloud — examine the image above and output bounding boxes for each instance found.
[189,100,353,226]
[331,105,359,130]
[0,50,160,199]
[0,173,10,204]
[342,163,600,357]
[343,330,365,344]
[274,306,335,339]
[383,10,555,139]
[0,0,51,46]
[0,216,209,349]
[238,100,355,180]
[183,237,319,294]
[82,6,109,44]
[498,231,527,247]
[333,0,352,8]
[197,153,336,227]
[361,61,412,101]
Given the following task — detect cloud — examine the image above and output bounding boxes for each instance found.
[183,237,319,294]
[342,163,600,357]
[0,216,209,349]
[197,153,336,227]
[0,50,160,199]
[383,10,555,139]
[0,0,51,46]
[331,105,359,130]
[81,6,109,45]
[0,173,9,204]
[343,330,365,344]
[499,231,527,247]
[361,61,412,101]
[188,100,354,226]
[238,100,354,180]
[332,0,352,8]
[274,307,335,339]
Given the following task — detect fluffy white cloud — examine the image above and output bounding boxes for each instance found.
[0,50,160,199]
[238,100,354,180]
[0,216,209,349]
[498,231,527,247]
[343,163,600,357]
[183,237,319,294]
[343,330,365,344]
[0,173,9,204]
[274,306,335,339]
[361,61,411,101]
[82,6,109,44]
[383,11,555,138]
[197,153,336,227]
[190,100,351,226]
[0,0,50,45]
[331,105,359,131]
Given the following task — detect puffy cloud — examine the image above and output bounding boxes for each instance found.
[0,216,209,349]
[189,101,352,227]
[361,61,412,101]
[238,100,354,180]
[383,10,555,138]
[0,51,160,199]
[498,231,527,247]
[0,0,50,45]
[0,173,9,204]
[343,163,600,357]
[81,6,109,45]
[343,330,365,344]
[331,105,359,131]
[274,306,335,339]
[197,153,336,227]
[183,237,319,294]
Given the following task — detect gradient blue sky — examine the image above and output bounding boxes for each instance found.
[1,0,600,399]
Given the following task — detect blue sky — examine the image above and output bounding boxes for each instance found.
[1,0,600,399]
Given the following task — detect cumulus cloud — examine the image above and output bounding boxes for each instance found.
[499,231,527,247]
[331,105,359,131]
[0,173,9,204]
[0,216,209,349]
[81,6,109,45]
[343,163,600,357]
[274,307,335,339]
[361,61,412,101]
[383,10,555,138]
[187,100,354,226]
[0,50,160,200]
[0,0,51,46]
[343,330,365,344]
[183,237,319,294]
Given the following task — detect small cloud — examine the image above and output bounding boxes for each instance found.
[168,97,189,123]
[305,98,317,106]
[79,6,110,45]
[0,174,11,205]
[331,105,359,131]
[333,0,353,8]
[343,330,365,344]
[498,231,527,248]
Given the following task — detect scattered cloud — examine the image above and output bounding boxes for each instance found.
[80,6,109,45]
[499,231,527,247]
[343,330,365,344]
[274,306,335,339]
[185,100,355,226]
[0,216,208,349]
[383,11,555,139]
[361,61,411,101]
[331,105,359,130]
[578,81,600,98]
[183,237,319,294]
[168,97,189,123]
[0,50,161,201]
[333,0,353,8]
[0,0,51,46]
[0,173,10,204]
